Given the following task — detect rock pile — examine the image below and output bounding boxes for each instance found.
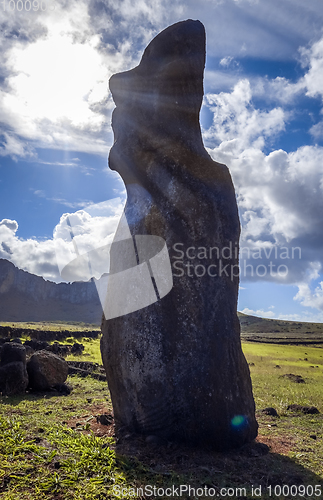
[0,341,69,396]
[0,337,85,357]
[0,324,99,342]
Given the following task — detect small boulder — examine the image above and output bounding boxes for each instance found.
[71,343,84,355]
[96,414,114,425]
[53,383,72,395]
[0,342,26,366]
[27,350,69,391]
[287,404,320,415]
[0,362,29,395]
[24,339,50,352]
[260,407,279,417]
[280,374,305,383]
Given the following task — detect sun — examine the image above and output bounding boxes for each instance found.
[3,27,108,129]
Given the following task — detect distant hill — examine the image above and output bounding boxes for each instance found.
[0,259,102,324]
[238,312,323,344]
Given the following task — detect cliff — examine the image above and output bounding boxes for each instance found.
[0,259,102,324]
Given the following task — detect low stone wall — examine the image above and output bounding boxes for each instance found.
[0,325,100,342]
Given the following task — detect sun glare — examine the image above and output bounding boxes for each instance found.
[4,32,108,127]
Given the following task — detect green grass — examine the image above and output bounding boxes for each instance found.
[0,378,138,499]
[65,337,102,364]
[243,343,323,412]
[242,342,323,481]
[0,321,100,332]
[0,340,323,499]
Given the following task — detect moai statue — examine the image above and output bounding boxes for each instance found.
[100,19,258,450]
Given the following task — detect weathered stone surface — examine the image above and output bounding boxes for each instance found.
[0,342,28,395]
[0,362,28,395]
[101,19,258,450]
[27,350,68,391]
[0,342,26,366]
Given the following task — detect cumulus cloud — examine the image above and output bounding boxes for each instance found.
[294,280,323,311]
[1,0,323,159]
[0,217,60,281]
[204,80,286,152]
[291,261,323,314]
[0,198,125,282]
[0,219,19,232]
[301,37,323,102]
[0,0,142,158]
[203,66,323,300]
[241,307,275,319]
[310,121,323,140]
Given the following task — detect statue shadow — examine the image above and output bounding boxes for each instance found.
[0,388,70,406]
[114,435,322,497]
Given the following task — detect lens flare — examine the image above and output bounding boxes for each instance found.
[231,415,247,428]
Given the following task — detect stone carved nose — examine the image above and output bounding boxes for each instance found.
[109,70,136,107]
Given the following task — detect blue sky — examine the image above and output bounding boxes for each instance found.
[1,0,323,322]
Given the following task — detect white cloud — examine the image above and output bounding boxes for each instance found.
[219,56,234,67]
[277,311,323,322]
[0,218,60,281]
[301,37,323,102]
[204,80,285,152]
[0,198,125,282]
[241,307,275,318]
[0,219,19,232]
[252,76,304,105]
[204,80,323,245]
[241,306,323,322]
[172,0,323,60]
[293,261,323,312]
[310,121,323,140]
[203,67,323,303]
[0,0,139,157]
[1,0,323,160]
[294,281,323,311]
[32,188,95,209]
[0,132,35,159]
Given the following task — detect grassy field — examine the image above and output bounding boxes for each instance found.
[239,313,323,343]
[0,321,100,332]
[0,331,322,499]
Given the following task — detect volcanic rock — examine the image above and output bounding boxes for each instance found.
[280,374,305,383]
[260,407,279,417]
[287,404,320,414]
[27,350,68,391]
[101,19,258,450]
[0,342,27,366]
[0,342,28,396]
[0,361,29,395]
